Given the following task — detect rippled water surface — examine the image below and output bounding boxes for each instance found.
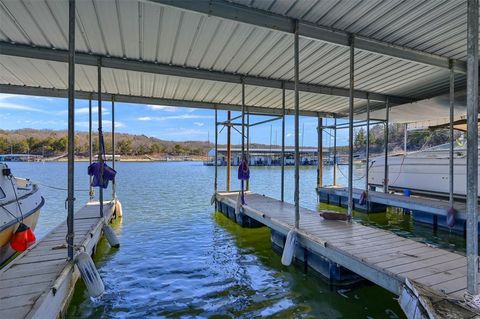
[6,162,468,318]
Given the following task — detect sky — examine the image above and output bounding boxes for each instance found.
[0,93,349,146]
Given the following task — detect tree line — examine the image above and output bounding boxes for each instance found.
[353,123,460,154]
[0,129,211,157]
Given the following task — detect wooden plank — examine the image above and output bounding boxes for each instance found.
[415,266,467,287]
[374,249,449,269]
[0,273,55,289]
[364,245,439,264]
[386,254,464,274]
[400,258,467,280]
[0,282,49,299]
[0,293,38,311]
[0,306,31,319]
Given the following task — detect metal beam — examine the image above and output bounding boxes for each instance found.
[365,95,370,192]
[449,62,455,208]
[226,111,232,192]
[0,42,412,105]
[466,0,479,296]
[348,35,354,218]
[97,59,104,218]
[333,118,337,186]
[384,99,390,194]
[66,0,75,261]
[214,107,218,193]
[318,117,323,188]
[0,84,326,117]
[151,0,466,74]
[88,94,94,199]
[294,20,300,229]
[281,83,286,202]
[111,95,116,199]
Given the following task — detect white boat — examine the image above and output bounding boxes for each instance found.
[368,140,480,198]
[0,163,44,265]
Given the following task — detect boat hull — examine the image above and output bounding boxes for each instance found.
[0,208,41,265]
[0,182,44,266]
[369,156,479,197]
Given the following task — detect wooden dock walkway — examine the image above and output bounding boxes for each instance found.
[0,200,116,319]
[216,191,479,316]
[318,186,472,219]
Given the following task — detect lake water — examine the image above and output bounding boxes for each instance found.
[5,162,468,318]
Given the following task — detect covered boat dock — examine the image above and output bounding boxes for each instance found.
[0,0,478,317]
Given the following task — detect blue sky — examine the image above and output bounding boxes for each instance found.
[0,93,349,146]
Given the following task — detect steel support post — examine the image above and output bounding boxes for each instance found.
[347,35,355,218]
[241,80,245,200]
[246,112,250,191]
[333,118,337,186]
[466,0,479,296]
[294,20,300,229]
[66,0,75,260]
[98,59,104,218]
[214,108,218,192]
[281,83,286,202]
[365,95,370,192]
[318,117,323,188]
[384,98,390,194]
[88,94,94,199]
[111,95,116,199]
[449,62,455,208]
[226,111,231,192]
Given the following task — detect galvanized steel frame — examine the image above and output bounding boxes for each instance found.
[0,42,412,106]
[66,0,75,261]
[466,0,479,296]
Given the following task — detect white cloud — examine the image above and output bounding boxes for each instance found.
[0,101,50,113]
[193,122,205,127]
[136,114,213,121]
[147,105,181,112]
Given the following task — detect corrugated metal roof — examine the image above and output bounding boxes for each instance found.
[0,0,475,116]
[235,0,478,61]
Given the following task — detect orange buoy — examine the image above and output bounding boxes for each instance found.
[10,223,36,252]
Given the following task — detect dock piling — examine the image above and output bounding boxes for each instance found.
[449,61,455,209]
[226,111,231,192]
[365,95,370,193]
[333,118,337,186]
[293,19,300,229]
[318,117,323,188]
[89,94,94,199]
[281,82,286,202]
[384,98,390,194]
[97,58,104,218]
[214,108,218,193]
[347,34,355,218]
[466,0,479,296]
[66,0,76,261]
[111,95,116,199]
